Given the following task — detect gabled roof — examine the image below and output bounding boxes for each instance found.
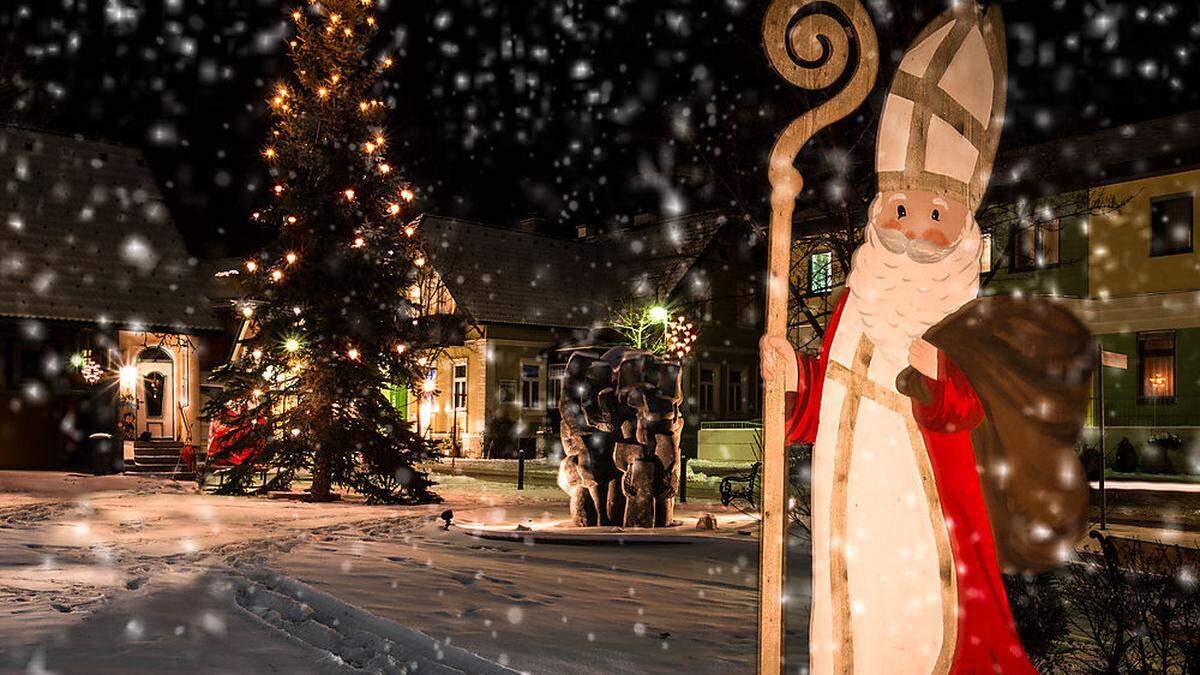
[595,211,728,298]
[417,215,617,329]
[0,126,219,332]
[415,212,729,330]
[990,110,1200,198]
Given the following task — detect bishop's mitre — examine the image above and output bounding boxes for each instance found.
[876,2,1007,213]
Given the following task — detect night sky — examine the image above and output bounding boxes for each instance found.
[2,0,1198,257]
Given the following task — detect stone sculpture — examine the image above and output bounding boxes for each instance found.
[557,347,683,528]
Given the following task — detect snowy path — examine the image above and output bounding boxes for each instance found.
[0,472,810,673]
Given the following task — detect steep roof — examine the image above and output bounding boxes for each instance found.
[417,215,617,329]
[0,126,219,332]
[415,212,728,330]
[990,110,1200,198]
[596,212,728,298]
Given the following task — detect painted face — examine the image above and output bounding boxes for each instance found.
[873,190,971,263]
[877,190,969,246]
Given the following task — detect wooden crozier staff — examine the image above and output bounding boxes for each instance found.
[757,2,877,672]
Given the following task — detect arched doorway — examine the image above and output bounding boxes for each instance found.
[135,347,175,440]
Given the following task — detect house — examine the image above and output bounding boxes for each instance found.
[790,110,1200,452]
[409,212,761,458]
[0,126,221,470]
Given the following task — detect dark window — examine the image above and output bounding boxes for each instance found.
[1151,194,1193,257]
[143,372,165,417]
[548,364,566,408]
[521,363,541,408]
[1011,220,1061,271]
[1138,331,1176,403]
[452,363,467,410]
[728,368,744,414]
[699,367,716,414]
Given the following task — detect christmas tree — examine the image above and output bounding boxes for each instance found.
[204,0,438,504]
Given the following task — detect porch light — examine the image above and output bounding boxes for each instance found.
[119,365,138,399]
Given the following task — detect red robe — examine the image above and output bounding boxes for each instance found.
[788,294,1036,674]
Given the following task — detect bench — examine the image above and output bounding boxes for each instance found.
[720,461,761,508]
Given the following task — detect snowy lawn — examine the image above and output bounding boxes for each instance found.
[0,471,811,674]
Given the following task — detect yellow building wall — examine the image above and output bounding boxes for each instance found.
[1090,170,1200,297]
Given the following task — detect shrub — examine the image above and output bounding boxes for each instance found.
[1005,573,1071,671]
[1114,436,1139,473]
[481,416,520,459]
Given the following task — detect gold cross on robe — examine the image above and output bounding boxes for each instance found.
[822,335,958,675]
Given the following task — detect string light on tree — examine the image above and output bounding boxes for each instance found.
[204,0,438,506]
[665,316,699,360]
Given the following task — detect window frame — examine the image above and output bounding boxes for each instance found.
[547,363,566,409]
[520,361,542,409]
[728,367,745,414]
[809,250,833,295]
[451,361,467,411]
[1150,192,1194,258]
[1009,219,1062,272]
[1137,330,1177,405]
[698,364,718,414]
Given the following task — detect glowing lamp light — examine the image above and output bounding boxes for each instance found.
[347,348,360,361]
[343,188,356,201]
[404,225,416,237]
[379,163,391,174]
[400,189,415,202]
[252,349,263,360]
[291,10,302,20]
[330,74,341,84]
[285,252,298,265]
[119,365,138,400]
[382,57,393,68]
[271,269,283,282]
[69,352,86,369]
[395,344,407,354]
[263,147,276,159]
[273,184,284,195]
[387,203,401,216]
[414,257,426,268]
[364,141,376,153]
[291,428,301,437]
[374,135,385,146]
[245,260,258,272]
[329,13,340,23]
[343,28,352,36]
[284,337,301,353]
[352,236,366,248]
[359,101,369,112]
[241,305,254,318]
[286,215,297,225]
[649,305,670,323]
[317,87,329,99]
[422,379,437,393]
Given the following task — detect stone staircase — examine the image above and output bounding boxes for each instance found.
[126,440,196,480]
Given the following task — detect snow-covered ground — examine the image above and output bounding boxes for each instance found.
[0,471,809,674]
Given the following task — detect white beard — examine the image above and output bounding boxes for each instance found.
[844,197,982,369]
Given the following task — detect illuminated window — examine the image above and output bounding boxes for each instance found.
[1151,194,1193,257]
[1138,331,1175,403]
[809,251,833,294]
[980,233,993,273]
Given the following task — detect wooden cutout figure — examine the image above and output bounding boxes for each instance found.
[760,4,1092,674]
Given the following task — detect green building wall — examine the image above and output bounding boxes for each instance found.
[980,213,1089,299]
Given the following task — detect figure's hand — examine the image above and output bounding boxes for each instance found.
[908,338,939,380]
[760,335,800,393]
